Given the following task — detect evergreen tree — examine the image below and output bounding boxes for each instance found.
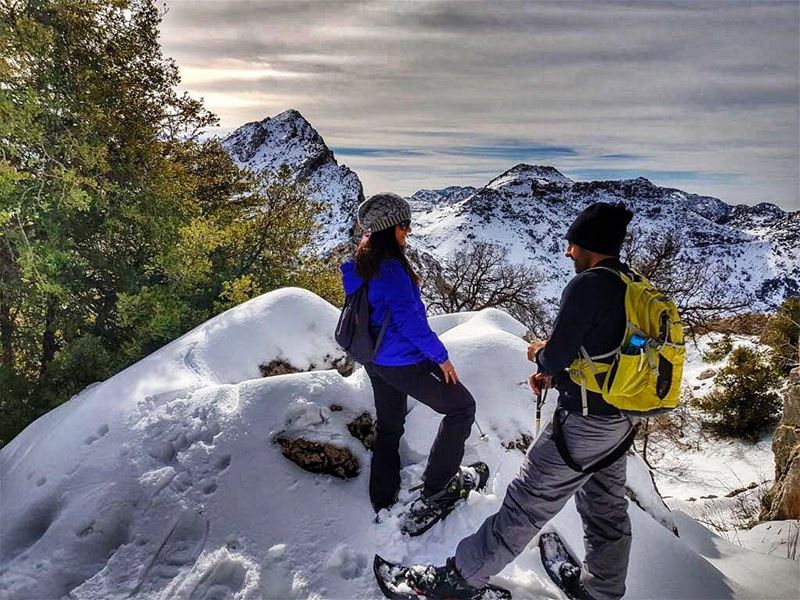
[693,346,782,441]
[0,0,338,445]
[761,296,800,375]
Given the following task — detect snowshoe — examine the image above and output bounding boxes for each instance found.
[401,462,490,537]
[373,554,511,600]
[539,531,592,600]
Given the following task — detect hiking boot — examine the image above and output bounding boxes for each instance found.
[401,462,489,536]
[559,562,595,600]
[426,462,489,503]
[404,557,480,599]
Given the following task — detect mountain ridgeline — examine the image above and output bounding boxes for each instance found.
[222,110,799,312]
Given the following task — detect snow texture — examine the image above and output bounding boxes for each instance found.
[1,288,797,599]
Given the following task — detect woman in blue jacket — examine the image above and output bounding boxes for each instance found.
[341,192,478,518]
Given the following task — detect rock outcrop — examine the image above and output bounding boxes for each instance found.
[276,437,360,480]
[761,342,800,520]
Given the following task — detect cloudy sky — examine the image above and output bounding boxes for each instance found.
[160,0,799,210]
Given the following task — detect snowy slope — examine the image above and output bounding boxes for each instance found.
[221,110,364,250]
[1,289,797,599]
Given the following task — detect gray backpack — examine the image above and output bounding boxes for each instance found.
[335,284,390,364]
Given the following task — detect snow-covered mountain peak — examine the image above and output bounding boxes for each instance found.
[222,110,363,250]
[409,186,478,210]
[223,109,325,168]
[410,164,798,310]
[216,109,798,309]
[486,164,573,191]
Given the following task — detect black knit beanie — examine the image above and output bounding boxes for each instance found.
[565,202,633,256]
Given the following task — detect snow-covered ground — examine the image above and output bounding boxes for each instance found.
[639,333,793,554]
[650,335,775,500]
[1,289,797,599]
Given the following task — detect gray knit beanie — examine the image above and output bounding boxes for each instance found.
[357,192,412,232]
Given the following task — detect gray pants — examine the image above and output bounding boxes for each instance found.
[455,409,635,600]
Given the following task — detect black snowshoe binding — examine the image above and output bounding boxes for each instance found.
[401,462,490,537]
[373,554,511,600]
[539,532,594,600]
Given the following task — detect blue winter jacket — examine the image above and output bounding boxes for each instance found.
[340,258,449,367]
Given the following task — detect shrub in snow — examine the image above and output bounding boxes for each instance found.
[702,334,734,362]
[761,296,800,375]
[693,347,782,441]
[422,242,549,337]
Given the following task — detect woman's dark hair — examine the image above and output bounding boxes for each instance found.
[354,227,419,285]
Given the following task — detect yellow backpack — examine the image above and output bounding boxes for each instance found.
[568,267,686,415]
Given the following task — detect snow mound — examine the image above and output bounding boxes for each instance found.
[188,287,346,384]
[1,288,797,599]
[428,308,528,338]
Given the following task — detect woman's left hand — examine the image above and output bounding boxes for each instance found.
[439,359,459,385]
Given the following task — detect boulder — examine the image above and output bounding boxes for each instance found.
[697,368,717,380]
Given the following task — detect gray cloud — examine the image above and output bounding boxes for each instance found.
[161,0,799,210]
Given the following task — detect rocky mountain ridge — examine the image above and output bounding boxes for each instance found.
[220,110,798,311]
[221,109,363,250]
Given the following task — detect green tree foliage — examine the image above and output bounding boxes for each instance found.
[761,296,800,375]
[0,0,336,445]
[693,346,782,441]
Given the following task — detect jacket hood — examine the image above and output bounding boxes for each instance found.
[341,260,364,295]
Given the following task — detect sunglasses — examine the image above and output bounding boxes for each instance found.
[398,220,412,231]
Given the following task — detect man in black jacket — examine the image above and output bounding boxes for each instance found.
[402,202,638,600]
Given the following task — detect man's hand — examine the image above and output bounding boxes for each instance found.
[527,340,547,362]
[439,359,459,385]
[528,372,552,395]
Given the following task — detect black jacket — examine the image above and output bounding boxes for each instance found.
[535,258,630,415]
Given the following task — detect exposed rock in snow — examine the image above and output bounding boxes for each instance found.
[697,368,717,380]
[347,412,376,451]
[276,437,361,480]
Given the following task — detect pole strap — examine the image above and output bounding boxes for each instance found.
[551,410,640,474]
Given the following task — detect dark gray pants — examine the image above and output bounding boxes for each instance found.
[365,360,476,510]
[455,409,634,600]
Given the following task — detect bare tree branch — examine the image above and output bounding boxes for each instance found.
[621,227,750,337]
[423,242,550,336]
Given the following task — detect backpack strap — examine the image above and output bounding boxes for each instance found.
[367,278,392,355]
[585,264,638,284]
[374,311,391,353]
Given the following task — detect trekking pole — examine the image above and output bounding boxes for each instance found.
[408,417,489,494]
[474,417,489,442]
[535,387,548,437]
